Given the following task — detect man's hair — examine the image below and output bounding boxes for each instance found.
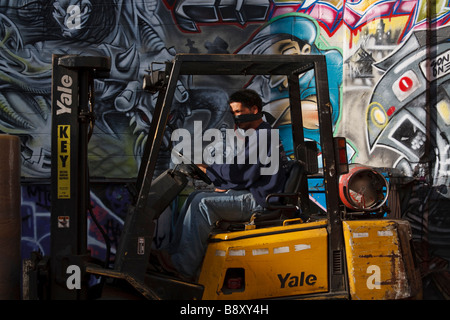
[228,89,262,112]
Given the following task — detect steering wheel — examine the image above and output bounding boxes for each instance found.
[183,163,212,185]
[172,149,212,185]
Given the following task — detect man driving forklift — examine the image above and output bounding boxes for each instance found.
[153,89,290,281]
[26,53,421,300]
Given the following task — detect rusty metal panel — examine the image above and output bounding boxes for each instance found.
[343,220,419,300]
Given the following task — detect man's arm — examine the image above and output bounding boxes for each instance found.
[197,164,227,192]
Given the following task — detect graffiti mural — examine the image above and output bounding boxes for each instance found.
[21,183,129,265]
[0,0,448,298]
[339,2,450,299]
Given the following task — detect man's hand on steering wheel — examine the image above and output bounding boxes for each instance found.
[197,164,227,192]
[191,163,212,184]
[176,163,212,185]
[171,149,212,184]
[196,164,207,173]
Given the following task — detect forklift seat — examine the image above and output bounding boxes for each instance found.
[215,160,304,231]
[251,160,304,227]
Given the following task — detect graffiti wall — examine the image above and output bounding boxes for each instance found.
[0,0,449,298]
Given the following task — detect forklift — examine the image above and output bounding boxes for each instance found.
[24,53,422,300]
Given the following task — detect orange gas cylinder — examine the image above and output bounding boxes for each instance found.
[338,165,389,211]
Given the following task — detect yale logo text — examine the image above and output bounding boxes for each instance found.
[56,75,74,115]
[278,272,317,288]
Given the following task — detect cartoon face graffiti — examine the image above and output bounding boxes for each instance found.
[237,13,343,154]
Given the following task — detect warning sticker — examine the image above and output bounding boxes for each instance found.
[138,237,145,255]
[58,216,70,228]
[57,125,70,199]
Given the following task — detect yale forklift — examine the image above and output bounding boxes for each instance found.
[24,54,422,300]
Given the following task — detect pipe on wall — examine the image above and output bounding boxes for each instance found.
[0,134,21,299]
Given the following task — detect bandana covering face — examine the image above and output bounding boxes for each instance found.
[233,112,263,124]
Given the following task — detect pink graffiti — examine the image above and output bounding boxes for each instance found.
[163,1,450,42]
[270,0,450,42]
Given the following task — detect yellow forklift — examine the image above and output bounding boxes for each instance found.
[24,54,422,300]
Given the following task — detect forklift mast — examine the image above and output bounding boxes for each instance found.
[48,54,110,299]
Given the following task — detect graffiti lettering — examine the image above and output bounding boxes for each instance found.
[274,0,450,40]
[164,0,450,42]
[421,49,450,82]
[25,185,51,209]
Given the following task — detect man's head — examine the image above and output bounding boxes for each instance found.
[228,89,263,129]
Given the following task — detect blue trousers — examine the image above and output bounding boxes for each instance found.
[167,189,259,278]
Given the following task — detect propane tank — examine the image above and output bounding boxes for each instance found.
[338,165,389,211]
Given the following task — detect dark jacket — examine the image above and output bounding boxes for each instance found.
[206,122,289,207]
